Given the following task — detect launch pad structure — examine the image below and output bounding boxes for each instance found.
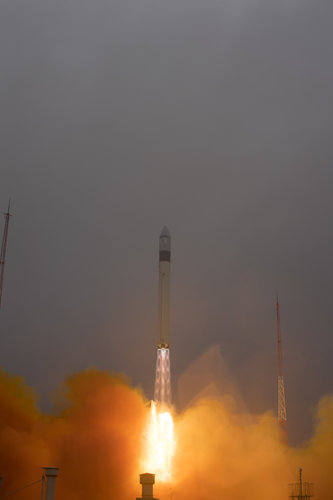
[136,473,158,500]
[289,468,314,500]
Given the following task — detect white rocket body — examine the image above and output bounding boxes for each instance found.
[154,226,172,406]
[158,226,171,348]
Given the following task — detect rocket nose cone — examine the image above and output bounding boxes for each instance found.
[160,226,170,238]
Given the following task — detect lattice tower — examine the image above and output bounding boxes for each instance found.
[276,296,288,444]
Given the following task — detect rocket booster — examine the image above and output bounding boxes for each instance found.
[155,226,172,406]
[158,226,171,348]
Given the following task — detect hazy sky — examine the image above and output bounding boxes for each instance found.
[1,0,332,444]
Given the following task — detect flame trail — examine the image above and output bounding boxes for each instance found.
[154,348,171,406]
[142,401,176,483]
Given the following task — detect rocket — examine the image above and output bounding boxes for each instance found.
[154,226,172,405]
[158,226,171,349]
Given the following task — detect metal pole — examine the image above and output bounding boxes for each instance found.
[44,468,59,500]
[40,474,45,500]
[0,201,12,309]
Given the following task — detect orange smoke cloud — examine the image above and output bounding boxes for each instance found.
[0,368,146,500]
[171,399,289,500]
[154,395,333,500]
[0,366,332,500]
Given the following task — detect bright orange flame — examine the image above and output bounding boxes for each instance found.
[142,401,176,482]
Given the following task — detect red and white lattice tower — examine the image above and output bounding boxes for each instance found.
[0,201,12,309]
[276,296,288,444]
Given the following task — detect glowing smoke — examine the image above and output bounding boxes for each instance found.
[0,366,333,499]
[0,368,146,500]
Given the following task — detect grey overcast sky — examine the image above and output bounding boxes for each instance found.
[0,0,332,444]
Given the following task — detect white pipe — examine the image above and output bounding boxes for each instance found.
[43,467,59,500]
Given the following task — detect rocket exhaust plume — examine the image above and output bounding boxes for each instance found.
[142,401,175,483]
[154,348,171,407]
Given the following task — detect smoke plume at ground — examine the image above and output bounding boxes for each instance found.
[0,366,332,499]
[0,368,146,499]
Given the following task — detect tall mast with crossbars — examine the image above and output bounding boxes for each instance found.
[276,296,288,444]
[0,201,12,309]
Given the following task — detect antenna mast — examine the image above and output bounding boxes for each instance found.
[289,467,314,499]
[276,296,288,444]
[0,201,12,309]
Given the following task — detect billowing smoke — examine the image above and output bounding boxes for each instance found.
[0,368,146,499]
[0,366,332,499]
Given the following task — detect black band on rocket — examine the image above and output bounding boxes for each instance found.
[159,250,171,262]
